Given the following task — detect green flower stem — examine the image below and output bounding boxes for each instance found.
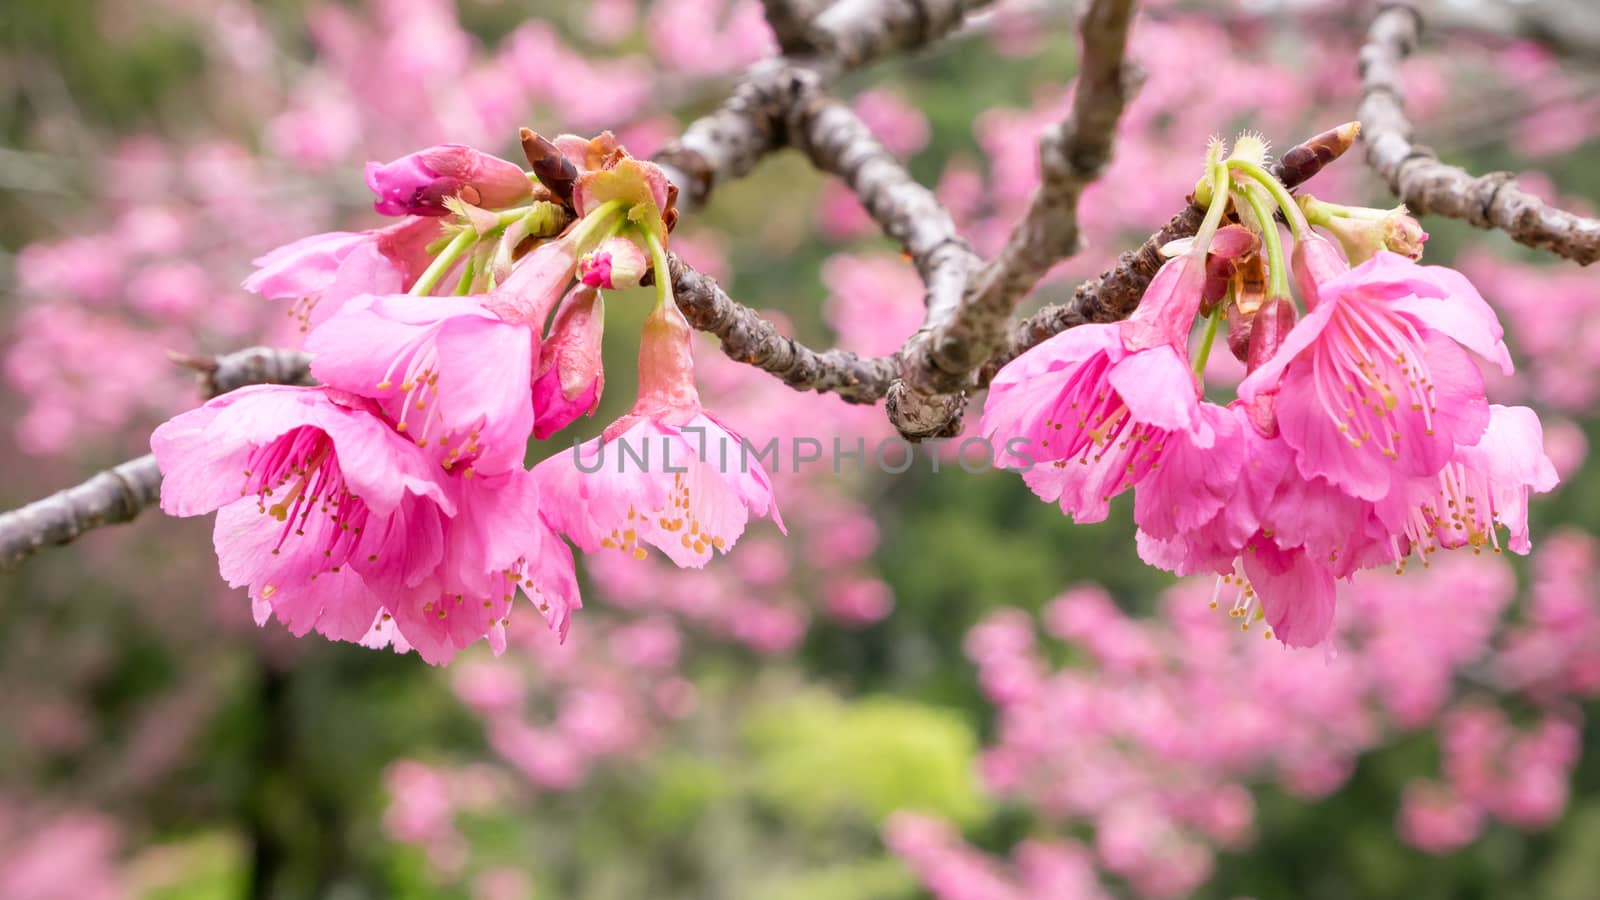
[1192,307,1223,378]
[1227,158,1313,237]
[1237,183,1291,300]
[409,227,475,296]
[453,250,477,296]
[498,201,568,237]
[569,200,627,256]
[1195,153,1233,247]
[642,228,673,310]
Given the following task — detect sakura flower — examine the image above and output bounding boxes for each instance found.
[985,150,1238,522]
[1131,402,1248,548]
[243,216,442,331]
[536,285,783,568]
[305,237,580,475]
[1130,400,1344,647]
[1239,243,1512,502]
[151,385,452,646]
[531,284,606,439]
[985,247,1213,523]
[386,468,581,664]
[1237,541,1337,648]
[366,144,532,217]
[1377,404,1559,561]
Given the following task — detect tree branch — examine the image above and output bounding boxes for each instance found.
[786,89,984,436]
[669,253,898,403]
[1359,3,1600,265]
[760,0,825,55]
[0,347,313,571]
[653,0,996,210]
[0,455,163,571]
[887,0,1140,438]
[807,0,997,72]
[169,345,314,397]
[654,62,802,212]
[788,93,975,285]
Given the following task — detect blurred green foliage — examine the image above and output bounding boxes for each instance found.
[744,693,988,828]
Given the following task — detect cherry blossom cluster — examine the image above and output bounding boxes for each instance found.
[5,0,774,460]
[368,257,918,882]
[982,137,1558,648]
[151,135,783,663]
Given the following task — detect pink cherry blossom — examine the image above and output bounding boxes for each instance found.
[153,383,579,664]
[1376,404,1559,560]
[151,385,453,647]
[1398,781,1485,853]
[304,238,580,475]
[243,216,443,331]
[578,235,648,289]
[388,467,581,663]
[1240,243,1512,501]
[983,250,1212,523]
[536,291,783,567]
[365,144,532,216]
[1135,403,1293,579]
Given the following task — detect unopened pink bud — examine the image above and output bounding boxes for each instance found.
[1202,224,1260,314]
[1300,196,1428,265]
[579,236,648,289]
[532,286,605,439]
[366,144,531,217]
[1290,232,1350,311]
[1382,212,1428,261]
[1247,296,1297,374]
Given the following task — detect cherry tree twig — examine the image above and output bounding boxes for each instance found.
[0,348,312,571]
[670,254,899,402]
[1360,3,1600,265]
[788,91,981,428]
[759,0,825,55]
[889,0,1140,437]
[655,0,997,209]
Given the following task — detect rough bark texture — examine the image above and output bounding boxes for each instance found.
[670,254,899,402]
[760,0,825,55]
[170,345,315,397]
[653,63,801,212]
[885,0,1140,437]
[790,94,974,283]
[0,455,165,571]
[654,0,995,211]
[1360,3,1600,265]
[0,347,314,571]
[808,0,997,72]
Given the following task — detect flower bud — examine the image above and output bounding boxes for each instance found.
[1201,224,1259,316]
[1299,195,1427,265]
[532,286,605,439]
[579,236,649,289]
[366,144,531,217]
[1238,296,1297,437]
[1247,295,1297,374]
[1290,231,1349,311]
